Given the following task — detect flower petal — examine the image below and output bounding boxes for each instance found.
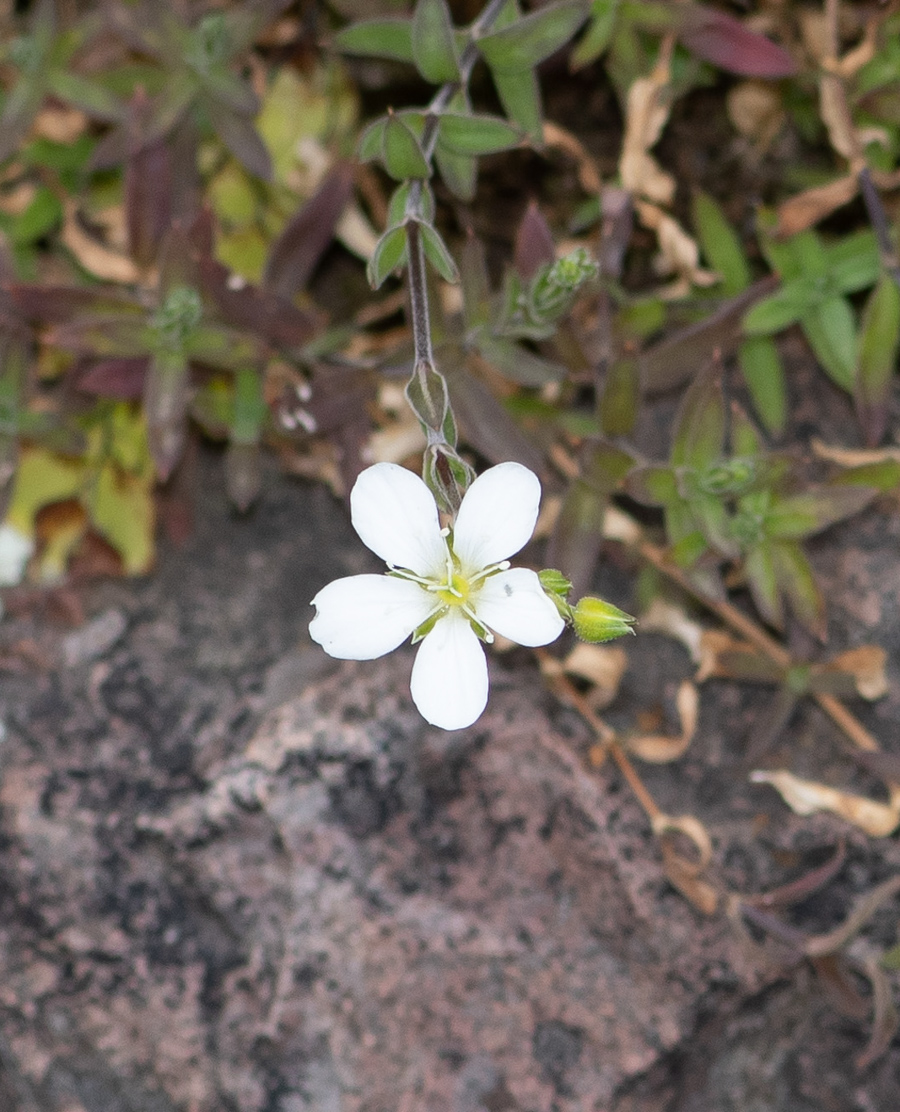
[452,462,541,571]
[350,462,447,575]
[410,611,488,730]
[310,574,436,660]
[475,568,565,646]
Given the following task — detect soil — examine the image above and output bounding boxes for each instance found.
[1,441,898,1112]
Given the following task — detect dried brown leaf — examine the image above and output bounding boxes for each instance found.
[61,201,140,284]
[823,646,888,701]
[562,643,627,710]
[751,770,900,837]
[653,812,718,914]
[640,597,705,664]
[775,173,859,237]
[625,680,698,763]
[727,80,785,149]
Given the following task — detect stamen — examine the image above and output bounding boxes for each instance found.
[388,568,435,589]
[469,559,511,587]
[462,604,494,642]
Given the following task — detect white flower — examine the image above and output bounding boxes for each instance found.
[309,461,564,730]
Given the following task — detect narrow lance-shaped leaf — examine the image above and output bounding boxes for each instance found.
[670,360,725,471]
[855,275,900,446]
[334,19,415,64]
[692,192,750,296]
[571,0,620,69]
[476,0,589,72]
[411,0,459,83]
[739,334,786,436]
[765,485,876,539]
[770,539,825,638]
[802,295,857,392]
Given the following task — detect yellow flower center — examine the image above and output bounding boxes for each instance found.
[435,570,472,607]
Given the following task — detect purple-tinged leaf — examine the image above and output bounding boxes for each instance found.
[204,97,273,181]
[677,6,796,78]
[444,358,544,473]
[514,200,555,281]
[74,357,149,399]
[7,283,138,325]
[640,277,779,393]
[264,162,355,299]
[196,255,321,351]
[125,89,173,270]
[224,0,294,53]
[197,64,260,119]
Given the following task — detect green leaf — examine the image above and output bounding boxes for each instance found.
[692,192,750,296]
[802,295,857,391]
[693,492,739,558]
[770,540,824,637]
[9,186,62,245]
[833,459,900,492]
[334,19,415,64]
[671,361,725,471]
[45,68,122,120]
[476,0,588,72]
[490,65,543,140]
[387,180,434,226]
[571,0,620,69]
[856,274,900,445]
[367,225,407,289]
[411,0,459,83]
[477,334,567,385]
[437,112,522,155]
[823,243,881,295]
[382,112,430,180]
[765,486,875,539]
[599,356,639,435]
[434,141,477,200]
[745,541,783,629]
[739,334,786,436]
[418,222,459,283]
[624,464,678,505]
[742,280,817,334]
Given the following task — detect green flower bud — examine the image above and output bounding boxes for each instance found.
[538,568,574,620]
[572,596,636,643]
